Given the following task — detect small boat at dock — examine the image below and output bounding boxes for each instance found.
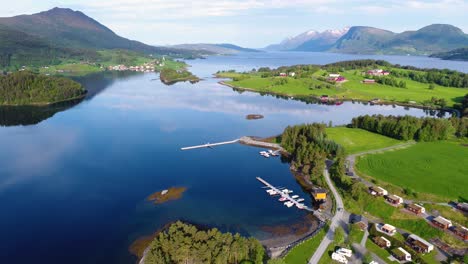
[266,189,278,195]
[281,189,293,194]
[284,201,294,208]
[279,197,287,202]
[296,203,305,209]
[296,198,305,202]
[291,195,299,199]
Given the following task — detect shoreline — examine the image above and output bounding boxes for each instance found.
[0,93,87,107]
[218,81,458,115]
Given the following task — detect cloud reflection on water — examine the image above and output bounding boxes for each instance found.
[0,126,78,191]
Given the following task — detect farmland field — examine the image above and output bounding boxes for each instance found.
[356,141,468,200]
[326,127,402,154]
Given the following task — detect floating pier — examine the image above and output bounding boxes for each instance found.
[181,139,240,150]
[257,177,313,212]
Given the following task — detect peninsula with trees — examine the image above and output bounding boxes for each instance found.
[217,59,468,109]
[0,71,86,105]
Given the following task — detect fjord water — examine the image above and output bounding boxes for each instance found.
[0,52,465,264]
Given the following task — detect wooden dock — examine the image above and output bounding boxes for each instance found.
[181,139,240,150]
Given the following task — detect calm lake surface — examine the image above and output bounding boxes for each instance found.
[0,52,466,264]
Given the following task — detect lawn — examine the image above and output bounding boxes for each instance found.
[365,238,392,263]
[326,127,403,154]
[347,224,366,244]
[283,228,327,264]
[356,141,468,200]
[317,243,338,264]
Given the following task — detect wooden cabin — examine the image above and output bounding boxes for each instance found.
[380,224,396,236]
[406,203,425,214]
[373,236,391,248]
[406,234,434,254]
[432,216,452,230]
[369,186,388,196]
[386,194,403,205]
[392,247,411,262]
[451,225,468,240]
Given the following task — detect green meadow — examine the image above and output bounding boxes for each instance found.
[356,140,468,200]
[283,228,327,264]
[218,67,467,107]
[326,127,402,154]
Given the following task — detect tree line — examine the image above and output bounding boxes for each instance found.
[281,123,342,180]
[144,221,265,264]
[350,115,468,141]
[0,71,86,105]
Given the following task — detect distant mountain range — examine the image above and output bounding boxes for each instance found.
[169,43,260,54]
[265,27,349,51]
[266,24,468,56]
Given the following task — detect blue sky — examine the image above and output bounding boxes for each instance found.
[1,0,467,47]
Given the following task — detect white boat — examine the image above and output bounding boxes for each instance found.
[291,195,299,199]
[284,201,294,208]
[282,189,293,194]
[296,203,305,209]
[259,151,267,155]
[261,153,270,158]
[268,150,274,154]
[266,189,277,195]
[278,197,287,202]
[296,198,305,202]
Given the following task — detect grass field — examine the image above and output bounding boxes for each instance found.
[317,243,338,264]
[365,238,392,262]
[347,224,366,244]
[326,127,403,154]
[283,228,327,264]
[356,140,468,200]
[218,68,467,107]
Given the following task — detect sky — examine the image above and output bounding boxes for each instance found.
[1,0,467,48]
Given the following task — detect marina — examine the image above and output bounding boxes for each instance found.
[257,177,313,212]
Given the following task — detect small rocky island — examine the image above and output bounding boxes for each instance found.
[147,187,187,204]
[246,114,264,120]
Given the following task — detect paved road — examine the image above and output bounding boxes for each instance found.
[308,168,345,264]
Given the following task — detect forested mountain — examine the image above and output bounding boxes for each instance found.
[0,71,86,105]
[329,26,396,54]
[382,24,468,54]
[430,47,468,61]
[266,24,468,55]
[0,8,190,55]
[0,24,97,68]
[0,7,207,69]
